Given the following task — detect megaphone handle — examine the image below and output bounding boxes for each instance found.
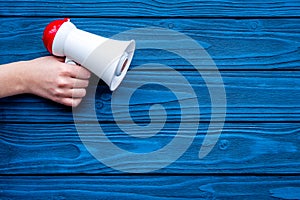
[65,57,76,65]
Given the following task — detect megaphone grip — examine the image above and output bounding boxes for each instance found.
[65,57,77,65]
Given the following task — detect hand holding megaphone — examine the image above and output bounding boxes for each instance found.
[43,18,135,91]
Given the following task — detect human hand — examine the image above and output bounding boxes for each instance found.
[22,56,91,107]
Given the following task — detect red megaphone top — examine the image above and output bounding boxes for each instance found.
[42,18,70,54]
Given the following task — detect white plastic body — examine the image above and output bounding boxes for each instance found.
[52,20,135,91]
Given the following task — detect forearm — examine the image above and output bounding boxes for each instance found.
[0,56,90,107]
[0,61,28,98]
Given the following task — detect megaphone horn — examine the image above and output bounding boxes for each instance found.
[42,18,135,91]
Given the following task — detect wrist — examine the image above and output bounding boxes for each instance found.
[13,60,31,94]
[0,60,29,98]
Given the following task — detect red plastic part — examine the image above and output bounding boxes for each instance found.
[42,18,69,54]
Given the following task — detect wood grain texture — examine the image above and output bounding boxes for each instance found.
[1,0,300,197]
[1,0,300,17]
[1,176,300,199]
[1,123,299,174]
[1,18,300,70]
[1,71,300,123]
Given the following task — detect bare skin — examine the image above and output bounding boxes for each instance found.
[0,56,91,107]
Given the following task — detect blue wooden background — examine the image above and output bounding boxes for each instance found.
[1,0,300,199]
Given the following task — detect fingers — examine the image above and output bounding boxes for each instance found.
[62,64,91,79]
[70,78,89,88]
[51,88,85,107]
[71,65,91,79]
[60,98,83,107]
[55,76,89,97]
[51,77,89,107]
[56,78,89,88]
[47,58,92,107]
[53,88,87,98]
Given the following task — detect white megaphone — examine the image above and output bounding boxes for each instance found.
[42,18,135,91]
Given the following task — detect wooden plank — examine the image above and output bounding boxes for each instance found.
[1,71,300,123]
[1,123,300,174]
[1,176,300,199]
[1,18,300,70]
[1,0,300,17]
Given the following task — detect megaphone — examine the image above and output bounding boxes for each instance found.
[42,18,135,91]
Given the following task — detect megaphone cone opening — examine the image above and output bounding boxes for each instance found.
[115,52,129,76]
[108,40,135,91]
[121,59,128,74]
[109,57,130,91]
